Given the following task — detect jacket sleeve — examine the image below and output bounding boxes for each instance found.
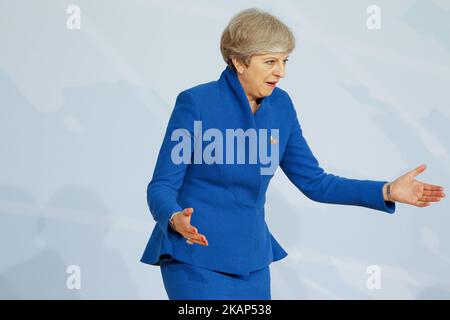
[279,95,395,214]
[146,90,200,235]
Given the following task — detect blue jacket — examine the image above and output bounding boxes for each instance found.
[140,66,396,276]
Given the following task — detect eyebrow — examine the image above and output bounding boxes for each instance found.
[264,56,290,60]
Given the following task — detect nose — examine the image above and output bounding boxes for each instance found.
[273,61,286,78]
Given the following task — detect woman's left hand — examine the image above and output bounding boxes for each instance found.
[387,164,445,207]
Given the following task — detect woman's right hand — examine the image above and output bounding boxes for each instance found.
[172,208,208,246]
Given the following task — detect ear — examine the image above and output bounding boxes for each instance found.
[231,57,244,74]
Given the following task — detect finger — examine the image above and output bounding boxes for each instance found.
[183,231,208,243]
[422,190,445,197]
[190,238,208,245]
[180,229,208,242]
[410,163,426,178]
[182,207,194,216]
[183,226,198,235]
[423,184,445,191]
[185,237,208,246]
[190,233,208,243]
[179,224,198,235]
[419,195,443,202]
[416,200,430,207]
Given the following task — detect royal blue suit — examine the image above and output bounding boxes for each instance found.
[141,66,396,276]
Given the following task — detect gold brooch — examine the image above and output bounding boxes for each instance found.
[270,136,278,145]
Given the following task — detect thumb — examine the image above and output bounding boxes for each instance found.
[411,163,426,177]
[182,207,194,217]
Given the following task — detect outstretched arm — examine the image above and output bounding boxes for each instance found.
[280,96,396,214]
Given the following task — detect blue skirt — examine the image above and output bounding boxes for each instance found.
[160,259,271,300]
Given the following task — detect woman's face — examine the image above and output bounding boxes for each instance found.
[233,52,289,101]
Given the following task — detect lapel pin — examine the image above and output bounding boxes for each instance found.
[270,136,278,145]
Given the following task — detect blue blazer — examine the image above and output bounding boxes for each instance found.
[141,66,396,276]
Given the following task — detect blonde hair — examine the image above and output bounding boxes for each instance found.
[220,8,295,71]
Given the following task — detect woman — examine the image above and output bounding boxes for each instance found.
[140,8,445,300]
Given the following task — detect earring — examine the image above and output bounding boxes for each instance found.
[239,69,244,74]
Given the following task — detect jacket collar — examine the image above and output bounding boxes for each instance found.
[222,66,251,115]
[219,65,269,124]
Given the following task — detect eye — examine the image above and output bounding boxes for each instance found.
[283,59,289,64]
[265,60,275,65]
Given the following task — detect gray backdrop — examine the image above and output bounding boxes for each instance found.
[1,0,449,299]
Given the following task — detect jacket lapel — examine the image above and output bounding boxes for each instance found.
[216,66,264,207]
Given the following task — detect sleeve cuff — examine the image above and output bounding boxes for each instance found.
[359,180,396,214]
[157,203,183,236]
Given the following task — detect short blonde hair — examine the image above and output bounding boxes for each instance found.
[220,8,295,71]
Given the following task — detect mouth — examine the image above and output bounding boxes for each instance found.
[265,81,278,88]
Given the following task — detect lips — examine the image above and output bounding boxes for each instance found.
[266,81,278,88]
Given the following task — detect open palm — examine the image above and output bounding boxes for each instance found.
[390,164,445,207]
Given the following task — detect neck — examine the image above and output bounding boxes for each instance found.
[236,73,261,113]
[246,94,257,105]
[247,95,261,114]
